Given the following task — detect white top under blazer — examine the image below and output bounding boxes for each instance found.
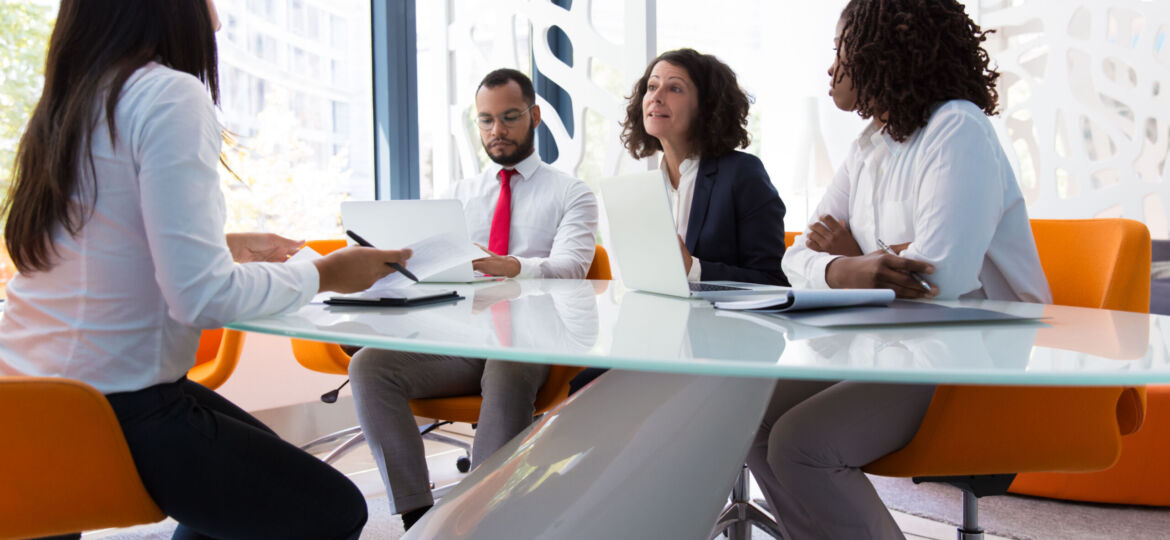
[0,63,318,394]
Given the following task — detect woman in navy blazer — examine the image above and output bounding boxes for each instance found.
[571,49,789,394]
[621,48,789,286]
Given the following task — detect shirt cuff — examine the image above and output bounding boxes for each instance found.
[811,254,843,289]
[513,256,541,279]
[286,260,321,305]
[687,257,702,282]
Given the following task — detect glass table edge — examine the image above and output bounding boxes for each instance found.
[226,320,1170,387]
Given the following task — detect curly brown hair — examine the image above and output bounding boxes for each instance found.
[621,48,751,159]
[838,0,1000,142]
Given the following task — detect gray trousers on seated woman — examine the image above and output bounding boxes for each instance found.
[746,380,937,540]
[348,349,549,514]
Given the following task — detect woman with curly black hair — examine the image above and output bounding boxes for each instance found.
[749,1,1051,537]
[622,48,789,286]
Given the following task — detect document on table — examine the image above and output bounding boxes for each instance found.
[369,231,486,289]
[713,288,895,312]
[768,300,1041,327]
[288,245,323,263]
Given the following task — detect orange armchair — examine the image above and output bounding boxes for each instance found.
[0,377,165,538]
[862,219,1152,536]
[1007,220,1168,507]
[186,328,246,390]
[291,240,609,467]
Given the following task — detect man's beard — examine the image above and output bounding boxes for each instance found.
[483,120,537,167]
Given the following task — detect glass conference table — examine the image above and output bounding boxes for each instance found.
[227,279,1170,540]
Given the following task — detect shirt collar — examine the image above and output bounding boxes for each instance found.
[858,119,904,158]
[658,155,700,190]
[487,150,542,183]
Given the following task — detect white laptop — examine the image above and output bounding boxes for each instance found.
[599,171,780,300]
[340,200,493,283]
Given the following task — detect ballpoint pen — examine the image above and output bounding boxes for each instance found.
[875,238,933,292]
[344,229,419,282]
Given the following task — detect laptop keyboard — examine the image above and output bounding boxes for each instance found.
[689,282,749,292]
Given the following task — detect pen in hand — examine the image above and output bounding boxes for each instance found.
[344,229,419,282]
[875,238,933,292]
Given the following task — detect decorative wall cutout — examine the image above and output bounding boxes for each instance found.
[980,0,1170,238]
[421,0,655,198]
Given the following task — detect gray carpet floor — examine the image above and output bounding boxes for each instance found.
[96,478,1170,539]
[870,475,1170,540]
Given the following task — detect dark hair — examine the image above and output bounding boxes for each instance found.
[621,48,751,159]
[838,0,999,142]
[476,68,536,106]
[4,0,220,273]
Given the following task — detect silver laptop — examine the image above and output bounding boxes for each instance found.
[599,171,779,300]
[340,200,492,283]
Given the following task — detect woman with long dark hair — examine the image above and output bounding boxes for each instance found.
[750,1,1051,538]
[0,1,409,537]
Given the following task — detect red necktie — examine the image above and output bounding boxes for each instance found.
[490,301,513,348]
[488,168,517,255]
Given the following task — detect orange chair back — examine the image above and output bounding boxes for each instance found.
[0,377,164,538]
[1031,218,1150,313]
[288,239,353,373]
[586,244,612,280]
[308,238,348,255]
[187,329,246,390]
[865,218,1152,478]
[784,231,800,248]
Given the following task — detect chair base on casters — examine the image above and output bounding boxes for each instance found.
[913,474,1016,540]
[710,465,785,540]
[300,425,366,464]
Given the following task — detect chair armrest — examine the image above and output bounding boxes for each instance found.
[864,385,1142,477]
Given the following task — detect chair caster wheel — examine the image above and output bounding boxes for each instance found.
[456,456,471,473]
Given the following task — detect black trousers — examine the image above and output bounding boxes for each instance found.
[105,378,367,540]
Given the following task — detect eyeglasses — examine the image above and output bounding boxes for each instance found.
[476,105,535,131]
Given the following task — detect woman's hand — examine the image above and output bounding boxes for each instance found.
[226,233,305,263]
[825,251,939,299]
[805,215,862,257]
[313,247,413,293]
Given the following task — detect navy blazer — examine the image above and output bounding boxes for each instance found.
[685,151,789,286]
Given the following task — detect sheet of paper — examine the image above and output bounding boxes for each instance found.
[369,231,486,289]
[288,245,323,263]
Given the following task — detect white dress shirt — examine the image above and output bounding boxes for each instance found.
[0,63,318,394]
[782,100,1052,303]
[661,156,703,281]
[450,151,598,279]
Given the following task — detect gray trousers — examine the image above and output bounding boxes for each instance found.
[348,349,549,514]
[745,380,937,540]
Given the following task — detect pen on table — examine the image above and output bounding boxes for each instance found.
[344,229,419,282]
[875,238,933,292]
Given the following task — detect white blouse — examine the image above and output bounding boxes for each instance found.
[0,63,318,394]
[782,100,1052,303]
[661,156,703,281]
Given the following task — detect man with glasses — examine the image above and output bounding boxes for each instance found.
[348,68,598,531]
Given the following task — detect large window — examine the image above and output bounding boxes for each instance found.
[0,0,57,297]
[216,0,375,239]
[0,0,375,298]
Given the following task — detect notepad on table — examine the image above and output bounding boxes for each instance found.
[712,288,895,312]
